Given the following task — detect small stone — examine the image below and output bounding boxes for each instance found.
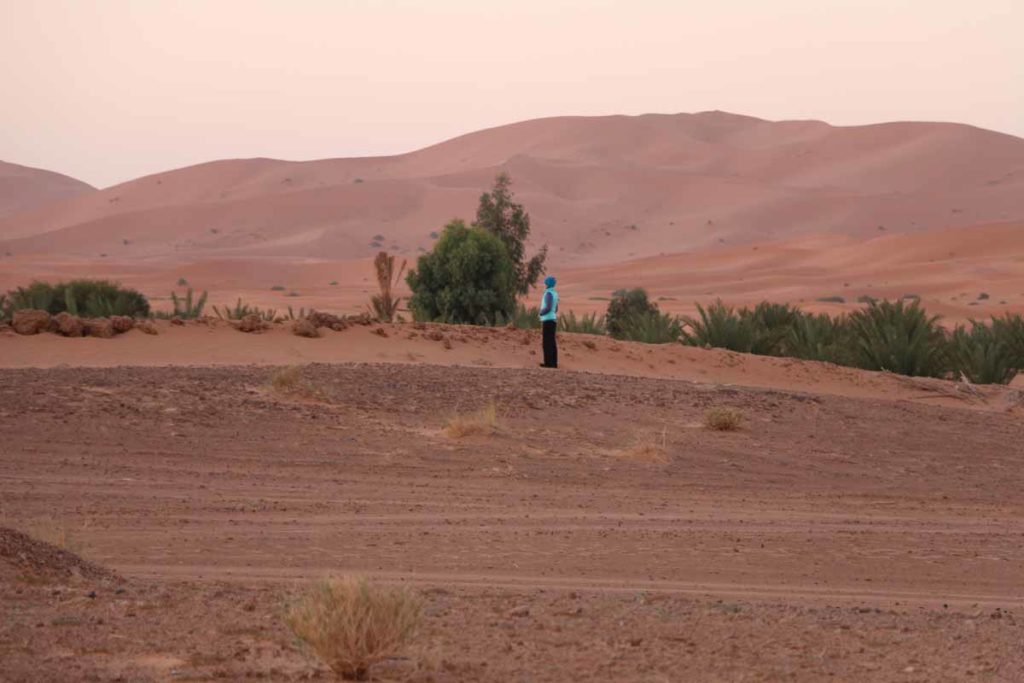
[53,312,85,337]
[509,605,530,617]
[136,320,159,335]
[12,309,51,335]
[109,315,134,333]
[84,317,115,338]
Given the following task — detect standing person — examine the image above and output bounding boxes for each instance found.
[539,275,559,368]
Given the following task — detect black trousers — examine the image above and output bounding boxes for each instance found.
[542,320,558,368]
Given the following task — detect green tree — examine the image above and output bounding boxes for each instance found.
[605,288,659,339]
[406,219,516,324]
[474,172,547,295]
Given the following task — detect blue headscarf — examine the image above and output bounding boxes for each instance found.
[544,276,556,288]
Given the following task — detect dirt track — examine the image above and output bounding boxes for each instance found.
[2,363,1023,681]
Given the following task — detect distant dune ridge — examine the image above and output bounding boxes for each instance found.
[0,161,95,221]
[1,111,1023,264]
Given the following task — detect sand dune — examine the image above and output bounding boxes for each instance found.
[1,112,1022,326]
[2,112,1022,263]
[0,160,95,221]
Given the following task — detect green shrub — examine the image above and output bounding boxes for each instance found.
[991,313,1024,369]
[785,312,851,364]
[847,299,948,377]
[744,302,802,356]
[212,298,275,322]
[406,219,516,325]
[558,310,606,335]
[6,282,56,312]
[617,310,682,344]
[166,288,207,319]
[606,288,659,339]
[491,303,540,329]
[680,300,754,352]
[948,322,1018,385]
[3,280,149,318]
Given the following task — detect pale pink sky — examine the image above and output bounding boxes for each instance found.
[2,0,1021,188]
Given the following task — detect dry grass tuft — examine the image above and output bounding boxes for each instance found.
[704,407,744,431]
[285,575,422,681]
[621,428,669,463]
[369,251,407,322]
[268,365,329,402]
[444,402,499,438]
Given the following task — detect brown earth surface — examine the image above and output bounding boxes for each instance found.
[2,357,1023,681]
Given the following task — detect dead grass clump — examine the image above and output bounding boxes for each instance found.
[704,407,743,431]
[621,428,669,463]
[444,402,498,438]
[268,366,328,401]
[369,251,406,322]
[285,576,422,681]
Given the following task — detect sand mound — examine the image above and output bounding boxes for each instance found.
[0,526,120,583]
[1,112,1021,263]
[0,160,95,221]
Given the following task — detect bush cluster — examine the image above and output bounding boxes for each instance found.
[604,288,681,343]
[1,279,150,319]
[680,298,1024,385]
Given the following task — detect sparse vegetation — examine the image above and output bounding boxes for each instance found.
[271,285,286,291]
[284,575,422,681]
[2,280,150,318]
[268,366,328,401]
[623,429,669,463]
[680,300,754,352]
[704,408,743,431]
[444,402,499,438]
[558,310,606,335]
[213,298,276,322]
[677,298,1024,384]
[369,251,407,322]
[166,288,208,319]
[605,288,660,339]
[617,310,682,344]
[817,296,845,304]
[177,277,189,287]
[491,303,540,329]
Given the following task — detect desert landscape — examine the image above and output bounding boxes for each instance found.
[3,106,1024,681]
[3,112,1024,322]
